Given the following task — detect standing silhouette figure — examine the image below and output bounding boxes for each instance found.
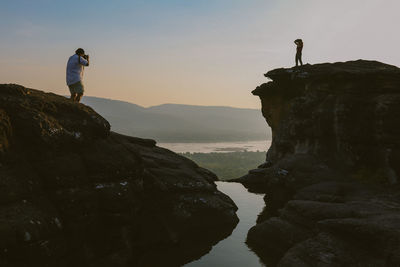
[294,39,303,67]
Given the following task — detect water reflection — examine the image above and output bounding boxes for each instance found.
[158,141,271,153]
[185,182,266,267]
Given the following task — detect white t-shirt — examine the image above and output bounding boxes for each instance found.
[66,54,89,85]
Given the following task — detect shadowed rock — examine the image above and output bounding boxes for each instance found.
[0,84,239,267]
[233,60,400,266]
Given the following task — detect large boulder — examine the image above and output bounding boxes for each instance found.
[0,84,238,267]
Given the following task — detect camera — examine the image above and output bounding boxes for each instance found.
[83,54,89,60]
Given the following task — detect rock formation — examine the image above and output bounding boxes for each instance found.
[234,60,400,266]
[0,84,239,267]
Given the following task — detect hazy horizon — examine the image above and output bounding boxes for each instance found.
[82,96,270,143]
[83,95,262,110]
[1,0,399,108]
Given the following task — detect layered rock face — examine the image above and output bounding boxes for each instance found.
[0,84,238,267]
[236,61,400,266]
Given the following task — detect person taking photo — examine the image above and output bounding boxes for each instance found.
[66,48,89,102]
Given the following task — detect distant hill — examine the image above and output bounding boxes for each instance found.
[82,96,271,142]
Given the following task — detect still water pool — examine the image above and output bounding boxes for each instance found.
[184,182,266,267]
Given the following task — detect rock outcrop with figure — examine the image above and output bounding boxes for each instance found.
[234,60,400,266]
[0,84,239,267]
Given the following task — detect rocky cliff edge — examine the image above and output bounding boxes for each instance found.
[235,60,400,267]
[0,84,238,267]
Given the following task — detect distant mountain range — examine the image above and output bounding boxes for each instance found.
[82,96,271,142]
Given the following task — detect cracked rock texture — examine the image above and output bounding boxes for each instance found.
[234,60,400,267]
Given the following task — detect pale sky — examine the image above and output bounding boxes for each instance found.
[0,0,399,108]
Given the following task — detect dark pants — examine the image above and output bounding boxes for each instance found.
[296,52,303,66]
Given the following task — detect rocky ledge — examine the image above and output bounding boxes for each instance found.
[0,84,238,267]
[234,60,400,266]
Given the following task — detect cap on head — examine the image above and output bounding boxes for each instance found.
[75,48,85,55]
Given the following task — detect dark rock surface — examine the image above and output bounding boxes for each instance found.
[0,84,239,267]
[233,60,400,266]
